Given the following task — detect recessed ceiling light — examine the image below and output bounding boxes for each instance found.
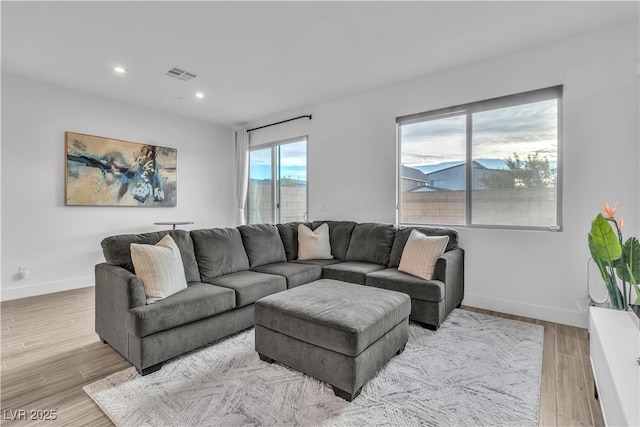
[195,92,205,99]
[113,66,127,74]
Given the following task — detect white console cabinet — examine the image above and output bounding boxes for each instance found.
[589,307,639,426]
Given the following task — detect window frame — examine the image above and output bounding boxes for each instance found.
[248,135,309,224]
[396,86,563,231]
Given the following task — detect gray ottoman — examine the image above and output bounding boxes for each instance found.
[254,279,410,401]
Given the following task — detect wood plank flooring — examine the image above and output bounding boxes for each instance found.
[1,287,604,426]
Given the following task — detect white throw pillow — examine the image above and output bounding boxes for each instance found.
[130,234,188,304]
[298,223,333,260]
[398,230,450,281]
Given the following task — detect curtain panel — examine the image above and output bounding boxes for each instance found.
[234,130,249,226]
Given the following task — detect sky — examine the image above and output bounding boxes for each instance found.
[249,99,558,181]
[250,139,307,181]
[401,99,558,168]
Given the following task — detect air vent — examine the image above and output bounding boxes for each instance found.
[164,67,198,82]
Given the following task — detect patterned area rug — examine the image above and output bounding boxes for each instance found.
[84,309,543,426]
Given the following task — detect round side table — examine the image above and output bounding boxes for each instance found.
[153,221,194,230]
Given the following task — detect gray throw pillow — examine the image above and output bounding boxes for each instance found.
[345,223,396,265]
[238,224,287,268]
[191,228,250,280]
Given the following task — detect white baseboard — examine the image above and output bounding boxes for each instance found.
[463,293,589,328]
[1,276,93,301]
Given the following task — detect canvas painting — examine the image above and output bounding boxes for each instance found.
[65,132,177,207]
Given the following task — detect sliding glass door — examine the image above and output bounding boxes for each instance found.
[248,137,307,224]
[248,147,273,224]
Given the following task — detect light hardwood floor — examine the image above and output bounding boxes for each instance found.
[1,287,604,426]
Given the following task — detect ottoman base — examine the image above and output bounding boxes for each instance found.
[255,319,408,401]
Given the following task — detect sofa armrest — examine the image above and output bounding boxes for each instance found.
[96,263,146,308]
[95,263,146,357]
[433,248,464,309]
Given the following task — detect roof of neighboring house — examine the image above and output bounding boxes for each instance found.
[403,159,512,183]
[408,185,452,192]
[425,162,464,175]
[425,160,491,176]
[474,159,509,170]
[401,165,428,182]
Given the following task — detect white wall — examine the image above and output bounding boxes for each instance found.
[1,73,235,300]
[248,22,640,327]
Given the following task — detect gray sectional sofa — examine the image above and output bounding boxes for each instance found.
[95,221,464,375]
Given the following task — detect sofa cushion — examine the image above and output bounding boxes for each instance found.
[389,226,459,267]
[130,234,188,304]
[276,222,312,261]
[191,228,250,281]
[251,262,322,289]
[294,259,343,268]
[238,224,287,268]
[398,231,449,281]
[298,223,333,260]
[366,267,444,302]
[322,261,386,285]
[345,223,396,265]
[101,229,201,283]
[254,279,411,357]
[127,282,236,338]
[208,271,286,307]
[312,220,356,260]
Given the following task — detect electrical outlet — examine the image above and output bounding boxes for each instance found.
[18,266,28,279]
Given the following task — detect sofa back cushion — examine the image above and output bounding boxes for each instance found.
[101,229,201,283]
[191,228,250,280]
[238,224,287,268]
[388,226,459,267]
[312,220,357,260]
[345,223,396,265]
[276,222,312,261]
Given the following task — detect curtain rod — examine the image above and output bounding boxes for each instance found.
[246,115,312,133]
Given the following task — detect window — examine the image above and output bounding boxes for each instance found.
[397,86,562,230]
[248,137,308,224]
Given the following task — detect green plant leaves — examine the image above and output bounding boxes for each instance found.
[589,214,622,263]
[589,213,625,309]
[613,237,640,305]
[624,237,640,284]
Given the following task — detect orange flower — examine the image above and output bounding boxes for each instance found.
[601,202,617,218]
[619,216,624,230]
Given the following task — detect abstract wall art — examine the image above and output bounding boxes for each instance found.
[65,132,177,207]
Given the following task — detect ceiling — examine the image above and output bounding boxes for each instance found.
[2,1,638,128]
